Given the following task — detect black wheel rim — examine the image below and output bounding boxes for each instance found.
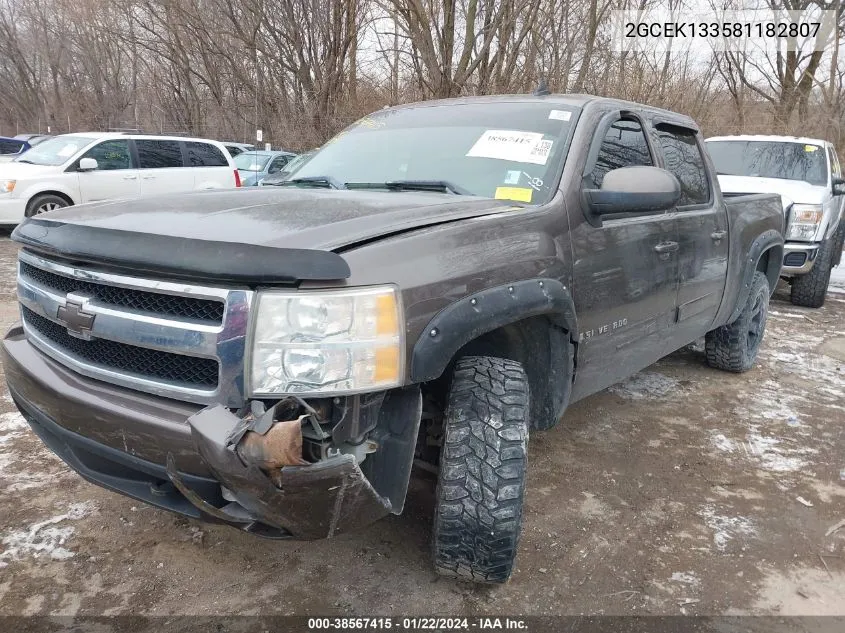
[747,292,766,353]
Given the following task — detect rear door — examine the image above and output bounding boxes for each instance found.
[185,141,233,189]
[653,124,728,345]
[134,139,191,195]
[569,112,680,391]
[74,139,140,203]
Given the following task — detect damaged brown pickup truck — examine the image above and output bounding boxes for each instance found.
[3,94,784,584]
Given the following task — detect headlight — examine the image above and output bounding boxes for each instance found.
[786,204,823,240]
[249,286,404,396]
[0,180,15,194]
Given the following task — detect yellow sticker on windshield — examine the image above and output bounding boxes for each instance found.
[495,187,533,203]
[804,144,819,152]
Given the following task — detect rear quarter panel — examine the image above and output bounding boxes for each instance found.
[713,192,784,327]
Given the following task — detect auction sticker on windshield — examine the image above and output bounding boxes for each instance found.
[467,130,552,165]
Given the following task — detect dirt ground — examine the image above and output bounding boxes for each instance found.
[0,234,844,619]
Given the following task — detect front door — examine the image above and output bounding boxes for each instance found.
[653,124,729,345]
[75,140,139,203]
[569,115,680,397]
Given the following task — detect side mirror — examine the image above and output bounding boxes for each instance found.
[833,176,845,196]
[584,166,681,218]
[78,157,98,172]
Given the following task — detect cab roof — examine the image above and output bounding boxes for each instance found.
[388,93,699,130]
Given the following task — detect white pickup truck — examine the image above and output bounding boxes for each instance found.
[706,135,845,308]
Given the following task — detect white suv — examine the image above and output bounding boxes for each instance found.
[0,133,241,225]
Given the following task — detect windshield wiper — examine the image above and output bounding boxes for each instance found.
[271,176,346,190]
[15,159,34,164]
[346,180,471,195]
[386,180,471,195]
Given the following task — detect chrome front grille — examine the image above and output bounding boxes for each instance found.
[17,250,253,406]
[19,261,225,323]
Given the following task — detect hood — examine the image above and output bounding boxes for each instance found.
[717,175,828,210]
[0,161,60,179]
[13,188,516,283]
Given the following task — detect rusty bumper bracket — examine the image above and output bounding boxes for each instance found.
[177,405,394,539]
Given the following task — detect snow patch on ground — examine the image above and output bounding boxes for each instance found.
[0,411,27,433]
[610,372,680,400]
[0,411,29,474]
[670,571,700,586]
[699,505,757,551]
[830,260,845,294]
[710,425,813,473]
[0,502,95,567]
[744,428,812,472]
[711,433,737,453]
[0,405,69,489]
[760,326,845,402]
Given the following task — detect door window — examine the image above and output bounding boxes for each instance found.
[267,155,291,174]
[186,142,229,167]
[0,139,24,154]
[655,126,710,206]
[588,119,654,189]
[81,140,132,170]
[136,140,183,169]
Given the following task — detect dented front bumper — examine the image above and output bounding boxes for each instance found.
[2,326,421,539]
[168,405,393,539]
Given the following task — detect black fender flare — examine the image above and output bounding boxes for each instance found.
[409,278,578,383]
[728,229,783,324]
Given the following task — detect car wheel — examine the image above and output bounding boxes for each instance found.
[790,235,835,308]
[432,355,529,584]
[25,194,69,218]
[705,271,770,372]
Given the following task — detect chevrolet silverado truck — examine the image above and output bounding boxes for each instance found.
[706,135,845,308]
[2,94,783,584]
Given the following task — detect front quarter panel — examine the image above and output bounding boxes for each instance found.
[20,175,80,207]
[308,201,573,384]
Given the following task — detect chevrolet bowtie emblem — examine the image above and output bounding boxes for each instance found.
[57,300,96,336]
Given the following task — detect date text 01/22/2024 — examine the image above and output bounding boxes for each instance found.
[307,617,528,630]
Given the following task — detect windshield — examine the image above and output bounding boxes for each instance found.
[706,140,828,186]
[14,136,95,166]
[284,102,578,203]
[235,153,271,171]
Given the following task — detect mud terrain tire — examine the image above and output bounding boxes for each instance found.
[705,271,769,372]
[432,356,529,584]
[790,235,835,308]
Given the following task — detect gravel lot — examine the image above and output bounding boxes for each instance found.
[0,234,844,618]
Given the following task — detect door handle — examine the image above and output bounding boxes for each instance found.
[653,241,679,253]
[711,230,727,241]
[142,175,155,180]
[123,175,137,180]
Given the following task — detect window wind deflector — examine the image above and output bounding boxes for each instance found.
[273,176,346,190]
